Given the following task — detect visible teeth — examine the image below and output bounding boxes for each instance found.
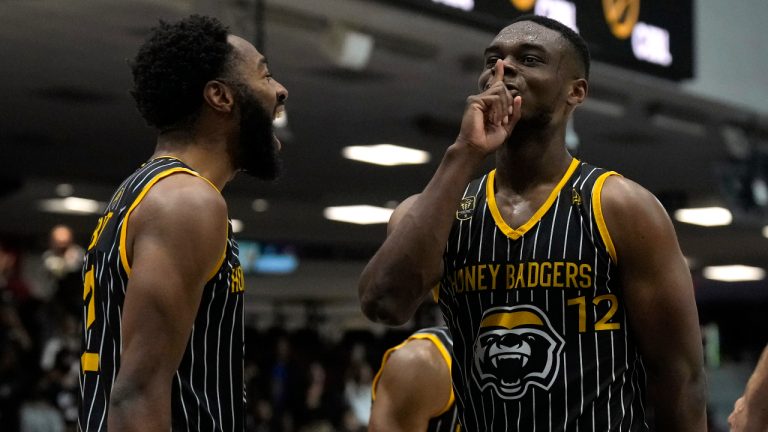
[522,356,528,368]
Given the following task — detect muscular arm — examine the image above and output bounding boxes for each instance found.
[108,174,228,432]
[602,176,706,431]
[729,345,768,431]
[359,60,521,325]
[369,339,452,432]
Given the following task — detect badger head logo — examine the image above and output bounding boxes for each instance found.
[472,305,564,399]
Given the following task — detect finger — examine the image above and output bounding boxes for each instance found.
[492,59,504,85]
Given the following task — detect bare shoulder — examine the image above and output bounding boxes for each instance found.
[128,173,228,274]
[387,338,447,375]
[135,173,227,231]
[382,337,450,395]
[600,174,680,261]
[601,175,673,232]
[601,175,663,216]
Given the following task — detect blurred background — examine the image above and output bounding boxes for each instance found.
[0,0,766,430]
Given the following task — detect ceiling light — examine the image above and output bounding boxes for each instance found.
[252,199,269,212]
[762,226,768,238]
[231,219,244,233]
[673,207,732,226]
[38,197,104,215]
[702,265,765,282]
[323,205,393,225]
[342,144,431,166]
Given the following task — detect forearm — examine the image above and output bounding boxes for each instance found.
[359,143,486,324]
[742,346,768,424]
[647,365,707,431]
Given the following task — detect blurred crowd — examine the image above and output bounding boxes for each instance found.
[0,225,421,432]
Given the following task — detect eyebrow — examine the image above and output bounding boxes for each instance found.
[484,42,547,57]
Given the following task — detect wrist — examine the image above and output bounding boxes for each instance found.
[446,140,490,165]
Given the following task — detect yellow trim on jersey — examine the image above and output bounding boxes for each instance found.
[371,333,455,418]
[487,158,580,240]
[119,167,228,281]
[81,352,99,372]
[149,156,222,193]
[593,171,620,264]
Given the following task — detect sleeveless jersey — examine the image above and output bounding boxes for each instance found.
[372,326,460,432]
[438,159,648,431]
[79,156,246,431]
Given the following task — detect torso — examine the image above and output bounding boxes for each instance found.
[439,159,649,431]
[79,157,246,432]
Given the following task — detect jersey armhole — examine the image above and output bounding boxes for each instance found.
[592,171,620,265]
[119,168,227,280]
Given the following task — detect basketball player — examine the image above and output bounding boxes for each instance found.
[78,15,287,431]
[370,326,459,432]
[729,344,768,431]
[359,14,706,430]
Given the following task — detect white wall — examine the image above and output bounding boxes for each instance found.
[684,0,768,115]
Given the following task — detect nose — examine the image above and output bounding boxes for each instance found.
[275,80,288,103]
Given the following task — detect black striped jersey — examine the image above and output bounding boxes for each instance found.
[438,159,648,431]
[372,326,460,432]
[79,156,246,432]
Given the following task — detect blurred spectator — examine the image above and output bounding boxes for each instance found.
[0,242,31,304]
[19,379,65,432]
[343,344,372,429]
[40,225,84,317]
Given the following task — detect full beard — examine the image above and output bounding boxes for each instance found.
[230,85,282,181]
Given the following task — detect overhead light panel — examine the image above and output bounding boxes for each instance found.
[702,265,765,282]
[673,207,732,227]
[38,197,105,215]
[342,144,431,166]
[324,205,393,225]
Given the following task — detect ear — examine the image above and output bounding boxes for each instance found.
[203,80,235,113]
[567,78,588,107]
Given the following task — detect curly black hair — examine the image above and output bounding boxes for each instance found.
[508,14,591,80]
[130,15,234,131]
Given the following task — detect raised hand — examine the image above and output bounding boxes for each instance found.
[456,59,522,155]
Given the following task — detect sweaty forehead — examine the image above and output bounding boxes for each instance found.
[490,21,564,50]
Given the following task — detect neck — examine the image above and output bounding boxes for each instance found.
[152,128,237,191]
[493,122,573,193]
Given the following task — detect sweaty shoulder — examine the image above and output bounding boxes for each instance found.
[384,338,451,413]
[127,172,228,277]
[599,175,676,262]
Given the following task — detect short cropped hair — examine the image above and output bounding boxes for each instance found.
[130,15,233,131]
[508,14,590,80]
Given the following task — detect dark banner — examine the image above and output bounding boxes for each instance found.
[372,0,693,80]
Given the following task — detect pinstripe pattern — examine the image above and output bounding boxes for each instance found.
[439,160,647,431]
[78,157,245,431]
